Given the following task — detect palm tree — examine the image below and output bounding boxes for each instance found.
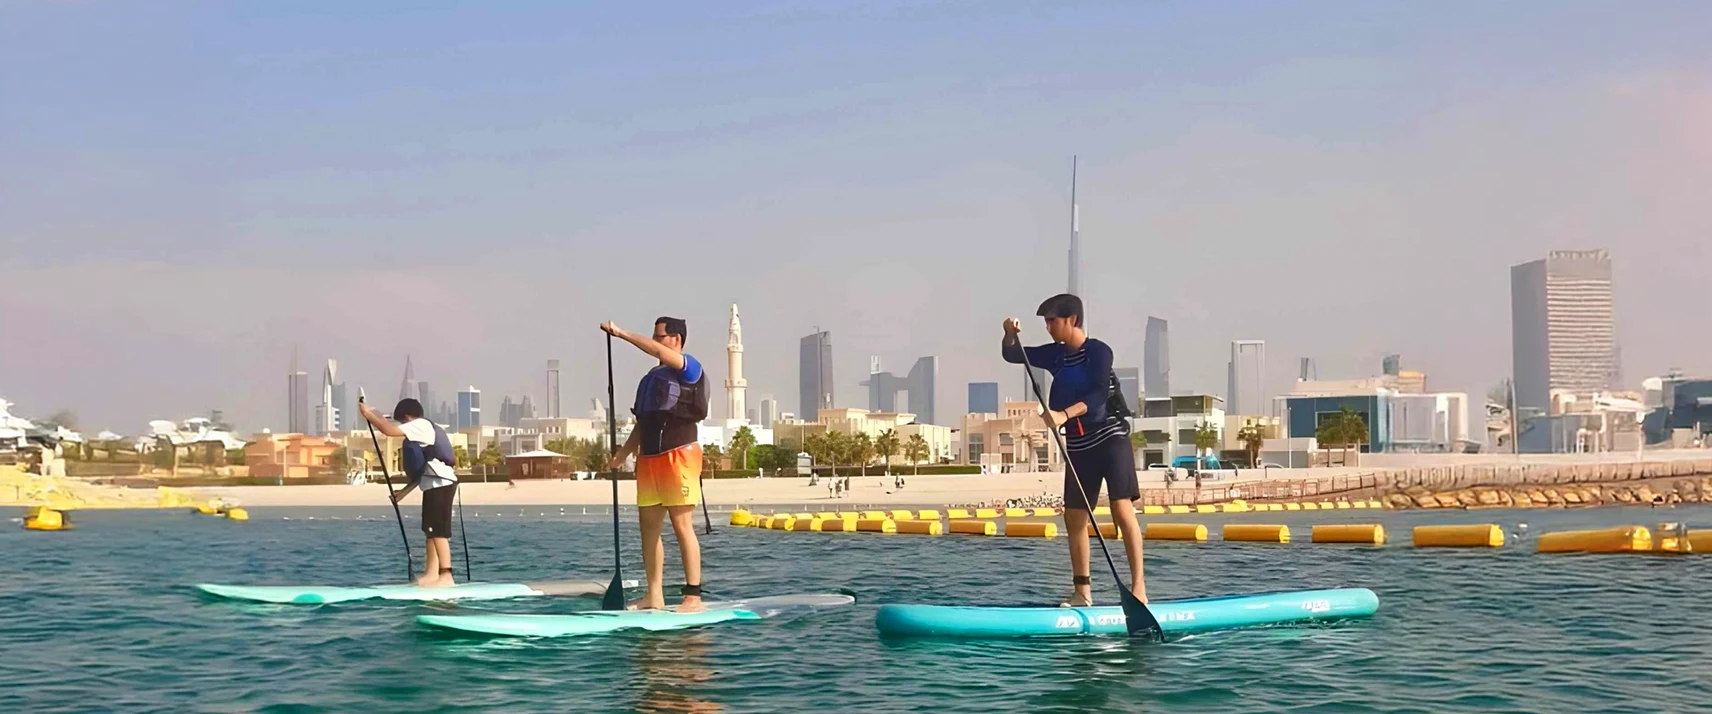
[904,434,930,475]
[853,432,874,477]
[827,431,851,477]
[1237,420,1265,468]
[1193,421,1220,464]
[874,429,900,475]
[1129,431,1148,465]
[729,426,757,471]
[801,431,828,476]
[702,442,725,470]
[1336,407,1369,464]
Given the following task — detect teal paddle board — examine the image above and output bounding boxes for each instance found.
[875,587,1378,638]
[196,579,624,605]
[418,608,759,637]
[415,593,855,637]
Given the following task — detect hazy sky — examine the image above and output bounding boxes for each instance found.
[3,1,1709,434]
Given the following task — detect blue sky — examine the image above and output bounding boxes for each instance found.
[2,1,1709,432]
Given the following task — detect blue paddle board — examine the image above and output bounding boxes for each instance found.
[196,580,617,605]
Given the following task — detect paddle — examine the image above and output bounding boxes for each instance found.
[600,331,627,611]
[1020,361,1164,642]
[455,485,472,582]
[698,473,713,536]
[360,389,414,582]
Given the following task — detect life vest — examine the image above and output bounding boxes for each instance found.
[638,365,709,424]
[401,420,454,482]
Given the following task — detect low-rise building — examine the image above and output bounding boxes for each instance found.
[246,433,341,479]
[1131,395,1226,467]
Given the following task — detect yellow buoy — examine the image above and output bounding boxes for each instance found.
[23,507,71,531]
[1311,524,1385,544]
[855,518,896,534]
[771,517,797,531]
[1146,523,1208,541]
[1223,524,1290,543]
[836,511,859,520]
[1413,524,1503,548]
[1091,522,1121,539]
[947,508,972,519]
[1005,522,1058,538]
[1004,508,1029,518]
[195,503,220,515]
[784,517,813,532]
[1093,505,1112,516]
[729,510,753,527]
[889,510,915,521]
[224,507,250,522]
[820,518,852,533]
[1283,502,1302,511]
[814,512,838,520]
[1537,526,1652,554]
[1142,505,1166,515]
[860,511,886,520]
[896,520,943,536]
[917,509,942,521]
[974,508,1000,519]
[949,519,997,536]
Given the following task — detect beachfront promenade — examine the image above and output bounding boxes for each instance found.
[183,449,1712,509]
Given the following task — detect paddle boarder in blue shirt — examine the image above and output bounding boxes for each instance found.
[357,397,460,588]
[602,316,709,612]
[1003,293,1148,607]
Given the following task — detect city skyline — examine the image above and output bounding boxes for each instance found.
[6,3,1711,432]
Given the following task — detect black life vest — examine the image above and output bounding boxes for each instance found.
[401,420,454,482]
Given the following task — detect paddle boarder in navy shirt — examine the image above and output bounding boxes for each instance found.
[1003,293,1148,607]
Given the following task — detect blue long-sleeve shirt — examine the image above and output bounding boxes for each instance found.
[1002,336,1128,450]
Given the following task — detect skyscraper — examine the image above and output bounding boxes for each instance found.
[499,396,519,427]
[397,355,417,404]
[1227,340,1266,416]
[519,394,536,422]
[1511,250,1617,414]
[417,382,433,420]
[457,387,482,430]
[1068,155,1081,299]
[331,382,350,433]
[967,382,1000,415]
[315,358,339,435]
[799,330,833,421]
[861,356,939,424]
[758,396,778,428]
[1114,368,1140,413]
[726,304,748,422]
[1144,317,1170,399]
[546,359,562,418]
[287,346,310,434]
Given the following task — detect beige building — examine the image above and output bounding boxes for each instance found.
[519,417,603,443]
[245,433,341,479]
[769,408,951,467]
[959,401,1063,472]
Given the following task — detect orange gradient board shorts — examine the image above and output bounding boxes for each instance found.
[636,442,703,508]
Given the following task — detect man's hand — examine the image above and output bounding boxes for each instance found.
[608,452,628,471]
[1003,317,1021,336]
[600,321,624,339]
[1043,409,1069,429]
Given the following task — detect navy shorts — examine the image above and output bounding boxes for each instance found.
[1063,435,1139,511]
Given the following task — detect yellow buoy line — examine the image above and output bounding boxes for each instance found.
[728,508,1707,554]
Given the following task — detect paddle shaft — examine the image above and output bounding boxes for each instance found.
[1019,356,1163,641]
[456,483,472,582]
[363,402,415,581]
[602,332,625,610]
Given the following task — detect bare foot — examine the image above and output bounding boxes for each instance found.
[1133,588,1149,605]
[420,575,455,588]
[627,596,665,611]
[1059,590,1094,608]
[676,595,705,613]
[414,574,438,587]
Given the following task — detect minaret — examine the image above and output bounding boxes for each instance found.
[726,303,747,422]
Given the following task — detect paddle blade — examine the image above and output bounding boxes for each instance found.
[601,572,626,611]
[1119,588,1165,642]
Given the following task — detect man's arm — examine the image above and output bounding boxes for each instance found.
[601,322,686,372]
[609,424,641,469]
[358,401,406,438]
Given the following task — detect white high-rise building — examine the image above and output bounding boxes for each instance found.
[546,359,562,418]
[1511,250,1617,415]
[1227,340,1266,416]
[315,358,339,435]
[726,304,747,422]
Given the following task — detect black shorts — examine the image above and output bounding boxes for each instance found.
[1063,435,1139,511]
[421,483,456,539]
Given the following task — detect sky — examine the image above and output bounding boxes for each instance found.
[2,1,1710,435]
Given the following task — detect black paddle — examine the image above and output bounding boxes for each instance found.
[1020,358,1164,642]
[455,485,472,582]
[698,472,713,536]
[360,389,415,582]
[600,331,627,611]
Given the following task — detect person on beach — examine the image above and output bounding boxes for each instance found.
[603,317,708,612]
[1002,293,1148,606]
[357,397,458,587]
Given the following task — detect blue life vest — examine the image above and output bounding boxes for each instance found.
[401,420,455,482]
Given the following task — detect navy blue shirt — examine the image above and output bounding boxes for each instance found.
[1003,337,1127,450]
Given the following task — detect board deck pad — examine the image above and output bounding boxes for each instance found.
[195,580,621,605]
[875,588,1378,638]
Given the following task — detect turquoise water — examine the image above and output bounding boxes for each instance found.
[4,505,1709,713]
